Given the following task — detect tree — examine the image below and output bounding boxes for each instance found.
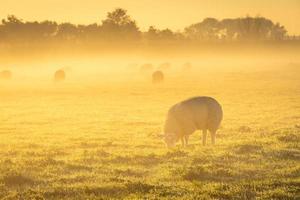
[235,17,270,40]
[270,23,287,40]
[185,16,286,41]
[185,18,220,41]
[145,26,180,43]
[145,26,159,41]
[2,15,23,25]
[0,12,291,49]
[56,23,79,41]
[100,8,140,40]
[0,15,24,43]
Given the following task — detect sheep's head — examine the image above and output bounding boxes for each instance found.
[161,114,180,148]
[157,133,177,148]
[163,133,178,148]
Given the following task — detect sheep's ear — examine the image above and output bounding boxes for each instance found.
[157,133,164,139]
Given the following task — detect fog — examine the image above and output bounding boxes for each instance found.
[1,45,299,90]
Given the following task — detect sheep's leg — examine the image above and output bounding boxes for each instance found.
[181,137,185,147]
[202,129,207,146]
[184,135,189,146]
[211,131,216,145]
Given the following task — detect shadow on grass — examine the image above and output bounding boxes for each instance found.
[234,144,263,154]
[111,154,161,166]
[44,185,126,199]
[277,133,300,143]
[125,181,155,193]
[43,182,157,199]
[1,171,36,187]
[109,150,188,166]
[114,168,149,178]
[237,126,252,133]
[183,165,235,182]
[269,148,300,161]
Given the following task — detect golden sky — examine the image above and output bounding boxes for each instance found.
[1,0,299,35]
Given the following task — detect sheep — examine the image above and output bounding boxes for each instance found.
[163,96,223,148]
[139,64,153,75]
[54,70,66,82]
[158,62,171,71]
[152,71,164,84]
[182,62,192,72]
[0,70,12,80]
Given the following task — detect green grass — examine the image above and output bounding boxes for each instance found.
[0,68,299,199]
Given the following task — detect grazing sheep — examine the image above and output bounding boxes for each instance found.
[152,71,164,84]
[139,64,153,75]
[126,63,139,71]
[182,62,192,72]
[163,96,223,148]
[0,70,12,80]
[54,70,66,82]
[158,62,171,71]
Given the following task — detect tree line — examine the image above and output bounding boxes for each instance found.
[0,8,298,49]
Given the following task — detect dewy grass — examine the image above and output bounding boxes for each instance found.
[0,67,299,199]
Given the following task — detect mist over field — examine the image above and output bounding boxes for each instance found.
[0,6,300,200]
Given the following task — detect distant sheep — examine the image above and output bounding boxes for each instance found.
[162,96,223,147]
[54,70,66,82]
[182,62,192,72]
[126,63,139,71]
[158,62,171,71]
[152,71,164,83]
[0,70,12,80]
[139,64,153,75]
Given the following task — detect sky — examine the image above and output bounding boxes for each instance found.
[0,0,299,35]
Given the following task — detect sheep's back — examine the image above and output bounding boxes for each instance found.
[170,97,223,132]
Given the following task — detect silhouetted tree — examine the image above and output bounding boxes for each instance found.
[0,12,293,50]
[145,26,180,43]
[79,23,101,42]
[100,8,141,41]
[56,23,79,42]
[0,15,24,43]
[270,23,287,40]
[0,16,57,44]
[185,16,287,42]
[145,26,160,41]
[235,17,271,40]
[185,18,220,41]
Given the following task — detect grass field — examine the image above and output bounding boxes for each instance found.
[0,63,299,199]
